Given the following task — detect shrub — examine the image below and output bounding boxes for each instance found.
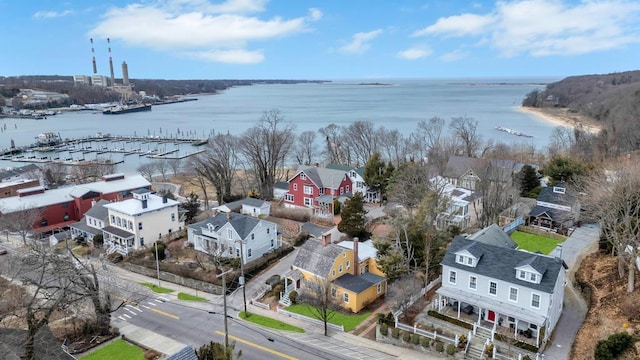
[458,334,468,347]
[293,232,311,246]
[402,331,411,342]
[379,323,388,336]
[391,327,400,339]
[522,356,531,360]
[427,310,473,330]
[151,241,166,261]
[288,290,298,304]
[446,344,456,356]
[421,337,430,347]
[265,274,281,287]
[272,284,283,298]
[594,332,634,360]
[485,343,494,357]
[435,341,444,353]
[411,334,420,345]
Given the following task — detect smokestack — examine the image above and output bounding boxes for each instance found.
[142,199,147,209]
[122,61,129,85]
[162,195,168,204]
[108,38,115,86]
[353,237,359,276]
[321,232,331,246]
[90,38,97,74]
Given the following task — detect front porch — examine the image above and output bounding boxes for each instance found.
[102,226,135,256]
[280,269,303,306]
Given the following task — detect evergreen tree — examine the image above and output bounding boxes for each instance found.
[364,152,385,203]
[338,193,368,238]
[181,192,201,224]
[196,341,240,360]
[542,155,588,184]
[519,165,540,197]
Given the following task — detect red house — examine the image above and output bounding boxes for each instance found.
[0,174,151,236]
[284,166,352,217]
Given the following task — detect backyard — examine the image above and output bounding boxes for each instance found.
[286,304,371,332]
[510,231,565,254]
[81,339,145,360]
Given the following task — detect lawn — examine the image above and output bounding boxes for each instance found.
[239,311,305,333]
[140,282,173,294]
[286,304,370,332]
[81,339,144,360]
[177,292,207,301]
[511,231,565,254]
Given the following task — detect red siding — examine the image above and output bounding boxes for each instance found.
[284,171,353,208]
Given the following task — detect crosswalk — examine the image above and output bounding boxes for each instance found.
[116,297,169,322]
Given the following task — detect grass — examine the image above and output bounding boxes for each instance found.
[177,292,207,301]
[511,231,564,254]
[140,282,174,294]
[81,339,144,360]
[286,304,371,332]
[239,311,305,333]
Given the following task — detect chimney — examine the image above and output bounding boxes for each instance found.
[353,237,359,276]
[162,195,168,204]
[91,200,96,207]
[627,153,631,166]
[227,212,231,221]
[321,232,331,246]
[142,199,147,209]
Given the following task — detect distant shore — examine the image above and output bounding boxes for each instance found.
[517,106,603,134]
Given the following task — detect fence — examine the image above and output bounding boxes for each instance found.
[276,307,344,331]
[250,284,272,310]
[395,322,457,346]
[502,216,523,234]
[122,262,223,294]
[250,300,270,310]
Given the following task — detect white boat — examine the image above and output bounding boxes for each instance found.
[35,132,62,145]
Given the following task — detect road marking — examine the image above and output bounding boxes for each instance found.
[214,331,297,360]
[150,308,180,320]
[123,314,131,319]
[125,308,136,315]
[142,305,151,309]
[118,316,127,321]
[127,305,143,312]
[157,296,169,302]
[148,301,157,306]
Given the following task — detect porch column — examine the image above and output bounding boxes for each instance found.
[457,302,461,319]
[514,320,519,338]
[477,307,482,324]
[437,294,442,311]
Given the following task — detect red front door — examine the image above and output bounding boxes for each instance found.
[488,310,496,322]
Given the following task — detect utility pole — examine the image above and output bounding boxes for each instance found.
[154,242,161,287]
[239,240,247,316]
[217,268,233,351]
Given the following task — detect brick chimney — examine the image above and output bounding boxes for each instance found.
[227,212,231,221]
[353,237,359,276]
[321,232,331,246]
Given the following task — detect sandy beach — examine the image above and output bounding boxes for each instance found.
[517,106,602,134]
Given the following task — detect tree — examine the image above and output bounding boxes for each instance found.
[387,275,423,318]
[388,161,432,215]
[474,160,520,228]
[68,162,116,184]
[378,128,409,166]
[239,110,295,199]
[363,152,385,203]
[343,120,379,166]
[191,133,239,204]
[0,205,43,245]
[185,158,211,212]
[581,159,640,292]
[449,116,481,157]
[338,193,367,239]
[137,162,157,182]
[294,130,317,165]
[518,164,540,197]
[319,124,346,164]
[167,158,182,177]
[542,154,588,184]
[42,162,67,188]
[297,276,339,336]
[372,237,407,281]
[196,340,240,360]
[154,159,169,181]
[181,192,201,224]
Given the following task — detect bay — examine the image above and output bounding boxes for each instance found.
[0,77,559,174]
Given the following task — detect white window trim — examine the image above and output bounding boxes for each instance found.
[303,185,314,195]
[304,197,313,207]
[509,286,518,302]
[343,293,349,303]
[469,275,477,290]
[489,281,497,296]
[377,283,382,294]
[449,270,457,285]
[531,293,541,309]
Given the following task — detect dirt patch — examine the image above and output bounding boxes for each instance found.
[572,252,640,359]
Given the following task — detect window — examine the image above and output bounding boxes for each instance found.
[509,287,518,302]
[229,247,233,255]
[346,185,350,193]
[270,239,274,248]
[138,222,143,230]
[228,229,233,238]
[303,185,313,195]
[519,270,526,279]
[267,228,270,234]
[116,217,121,226]
[285,194,294,202]
[332,269,336,277]
[449,270,457,284]
[300,173,307,180]
[331,287,336,297]
[251,234,255,240]
[293,183,298,191]
[140,237,144,246]
[339,264,343,273]
[469,276,477,290]
[128,220,133,230]
[171,213,175,221]
[467,257,473,265]
[236,248,240,257]
[529,273,537,282]
[457,255,464,263]
[340,187,344,195]
[346,260,350,269]
[377,283,382,294]
[531,293,540,308]
[304,197,313,207]
[489,281,497,295]
[343,293,349,303]
[111,215,115,223]
[248,248,252,257]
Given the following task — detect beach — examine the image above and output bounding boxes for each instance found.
[518,106,602,134]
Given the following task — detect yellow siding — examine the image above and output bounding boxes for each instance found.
[328,249,354,280]
[333,281,386,313]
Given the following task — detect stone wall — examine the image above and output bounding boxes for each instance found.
[122,263,223,295]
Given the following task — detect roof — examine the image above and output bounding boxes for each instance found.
[529,205,571,223]
[293,166,348,189]
[84,199,110,220]
[300,222,331,238]
[0,327,75,360]
[0,174,150,214]
[104,193,179,216]
[189,212,271,240]
[333,272,385,293]
[293,238,344,277]
[274,181,289,190]
[69,220,101,235]
[467,223,518,249]
[242,197,268,208]
[336,239,378,262]
[102,225,134,239]
[444,156,521,182]
[326,163,366,177]
[536,183,577,207]
[442,236,564,294]
[166,345,198,360]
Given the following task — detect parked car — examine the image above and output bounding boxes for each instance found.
[0,248,8,255]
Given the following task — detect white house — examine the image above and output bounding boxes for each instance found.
[326,164,378,203]
[102,189,183,255]
[69,199,110,243]
[434,232,566,349]
[188,212,281,265]
[214,197,271,218]
[431,176,481,231]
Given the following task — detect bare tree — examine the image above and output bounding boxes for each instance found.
[379,128,410,166]
[388,162,433,215]
[416,116,445,159]
[239,110,295,199]
[42,163,67,188]
[137,162,157,182]
[184,160,211,210]
[387,275,423,318]
[474,160,519,228]
[343,120,379,166]
[191,133,239,204]
[319,124,345,164]
[449,116,481,157]
[581,159,640,292]
[0,205,43,245]
[297,275,340,336]
[294,130,317,165]
[154,159,170,181]
[167,158,182,178]
[69,162,116,184]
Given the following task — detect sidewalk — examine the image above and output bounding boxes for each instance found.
[119,323,188,356]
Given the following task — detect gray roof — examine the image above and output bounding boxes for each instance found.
[326,163,366,177]
[529,205,571,223]
[274,181,289,190]
[442,236,564,294]
[536,183,576,207]
[295,166,347,189]
[84,199,110,220]
[102,225,134,239]
[189,212,264,240]
[333,272,385,293]
[467,223,518,249]
[166,345,198,360]
[242,197,267,207]
[0,327,74,360]
[444,156,521,182]
[293,238,343,277]
[300,222,331,238]
[69,221,101,236]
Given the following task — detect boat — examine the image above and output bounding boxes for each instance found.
[102,103,152,115]
[35,132,62,145]
[495,126,533,138]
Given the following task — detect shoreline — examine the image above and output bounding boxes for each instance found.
[517,106,602,134]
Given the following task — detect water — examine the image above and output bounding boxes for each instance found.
[0,78,557,174]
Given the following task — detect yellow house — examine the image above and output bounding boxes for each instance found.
[285,235,386,313]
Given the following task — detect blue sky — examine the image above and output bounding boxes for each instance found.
[2,0,639,80]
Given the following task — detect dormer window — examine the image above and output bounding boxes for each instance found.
[516,268,542,284]
[519,270,526,279]
[553,186,565,194]
[300,173,307,180]
[456,253,475,267]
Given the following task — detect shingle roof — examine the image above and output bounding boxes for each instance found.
[467,223,518,249]
[69,220,101,235]
[536,183,576,207]
[442,236,564,293]
[84,199,110,220]
[333,272,385,293]
[529,205,570,222]
[295,166,348,189]
[300,222,331,238]
[189,212,267,240]
[166,345,198,360]
[293,238,343,277]
[102,225,134,239]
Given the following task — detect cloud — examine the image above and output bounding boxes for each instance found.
[89,1,317,64]
[33,10,73,19]
[397,45,432,60]
[339,29,383,54]
[439,49,469,62]
[412,0,640,57]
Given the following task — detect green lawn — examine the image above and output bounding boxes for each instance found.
[177,292,207,301]
[239,311,305,333]
[286,304,371,332]
[140,282,173,294]
[82,339,144,360]
[511,231,565,254]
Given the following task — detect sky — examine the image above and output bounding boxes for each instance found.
[1,0,639,80]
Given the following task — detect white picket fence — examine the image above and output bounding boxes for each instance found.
[276,307,344,331]
[396,322,457,346]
